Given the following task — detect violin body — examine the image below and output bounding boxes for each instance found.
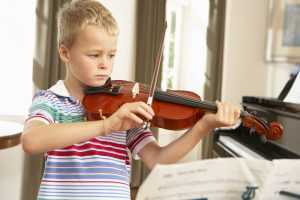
[83,79,284,140]
[83,80,205,130]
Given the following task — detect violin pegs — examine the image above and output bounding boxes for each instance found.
[259,134,267,144]
[249,127,256,135]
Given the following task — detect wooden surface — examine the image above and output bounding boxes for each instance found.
[0,119,23,149]
[131,187,139,200]
[0,132,21,149]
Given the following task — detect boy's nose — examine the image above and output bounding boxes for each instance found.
[97,58,108,69]
[97,64,107,69]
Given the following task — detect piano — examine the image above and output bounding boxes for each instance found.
[214,72,300,160]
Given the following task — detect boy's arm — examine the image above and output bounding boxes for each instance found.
[138,119,210,170]
[22,101,154,154]
[22,119,106,154]
[139,101,241,170]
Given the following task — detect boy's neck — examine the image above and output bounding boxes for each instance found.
[63,79,85,102]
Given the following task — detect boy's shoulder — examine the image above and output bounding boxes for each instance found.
[33,80,70,100]
[33,89,56,100]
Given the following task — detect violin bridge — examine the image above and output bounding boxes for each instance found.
[132,83,140,99]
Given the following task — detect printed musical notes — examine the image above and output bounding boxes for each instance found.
[136,158,300,200]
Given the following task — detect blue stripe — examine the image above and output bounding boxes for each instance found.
[46,161,124,168]
[39,190,129,195]
[44,174,129,181]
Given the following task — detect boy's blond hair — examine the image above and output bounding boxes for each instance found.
[57,0,119,48]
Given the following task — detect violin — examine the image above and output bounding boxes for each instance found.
[82,22,283,141]
[82,78,283,140]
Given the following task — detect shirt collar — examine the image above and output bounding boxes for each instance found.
[48,80,71,97]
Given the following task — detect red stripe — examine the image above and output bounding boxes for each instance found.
[26,115,53,123]
[90,138,126,148]
[128,132,152,151]
[63,143,127,155]
[47,150,127,160]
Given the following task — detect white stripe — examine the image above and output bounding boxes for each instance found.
[39,192,128,196]
[38,196,129,200]
[41,188,129,192]
[41,182,128,186]
[94,137,125,145]
[73,141,126,151]
[39,189,129,194]
[45,172,128,178]
[26,116,51,125]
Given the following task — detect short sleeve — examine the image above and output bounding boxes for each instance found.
[25,90,55,125]
[126,127,156,159]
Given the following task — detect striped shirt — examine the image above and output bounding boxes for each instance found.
[26,80,156,200]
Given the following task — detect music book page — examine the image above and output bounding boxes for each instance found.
[260,159,300,200]
[136,158,300,200]
[284,72,300,103]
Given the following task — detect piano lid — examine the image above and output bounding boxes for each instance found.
[242,97,300,158]
[214,68,300,159]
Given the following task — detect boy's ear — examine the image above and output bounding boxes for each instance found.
[58,44,70,63]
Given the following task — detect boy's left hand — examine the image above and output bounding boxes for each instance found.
[195,101,241,133]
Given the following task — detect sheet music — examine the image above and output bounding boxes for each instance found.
[259,160,300,200]
[136,158,272,200]
[284,72,300,103]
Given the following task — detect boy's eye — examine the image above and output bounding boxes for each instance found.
[88,54,99,58]
[109,54,115,58]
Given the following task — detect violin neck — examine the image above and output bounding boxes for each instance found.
[155,91,247,117]
[155,91,218,113]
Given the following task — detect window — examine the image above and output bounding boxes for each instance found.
[0,1,36,117]
[159,0,209,160]
[162,0,209,96]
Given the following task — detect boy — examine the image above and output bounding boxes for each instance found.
[22,0,240,199]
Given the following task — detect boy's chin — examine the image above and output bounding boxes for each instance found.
[86,80,108,87]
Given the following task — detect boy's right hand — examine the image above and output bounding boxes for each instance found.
[102,101,154,135]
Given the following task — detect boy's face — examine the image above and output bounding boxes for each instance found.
[60,25,118,87]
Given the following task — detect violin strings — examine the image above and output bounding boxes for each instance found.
[116,83,268,131]
[138,87,267,130]
[118,83,217,110]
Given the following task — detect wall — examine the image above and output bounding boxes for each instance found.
[0,140,23,200]
[222,0,293,104]
[101,0,137,81]
[0,1,137,200]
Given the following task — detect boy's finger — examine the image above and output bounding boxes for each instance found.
[128,113,144,124]
[134,106,153,120]
[138,102,155,116]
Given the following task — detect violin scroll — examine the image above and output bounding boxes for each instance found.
[241,112,283,140]
[269,122,284,140]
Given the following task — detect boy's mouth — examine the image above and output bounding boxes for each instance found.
[95,75,109,79]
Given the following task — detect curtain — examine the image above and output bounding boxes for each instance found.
[131,0,166,188]
[202,0,227,159]
[21,1,68,199]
